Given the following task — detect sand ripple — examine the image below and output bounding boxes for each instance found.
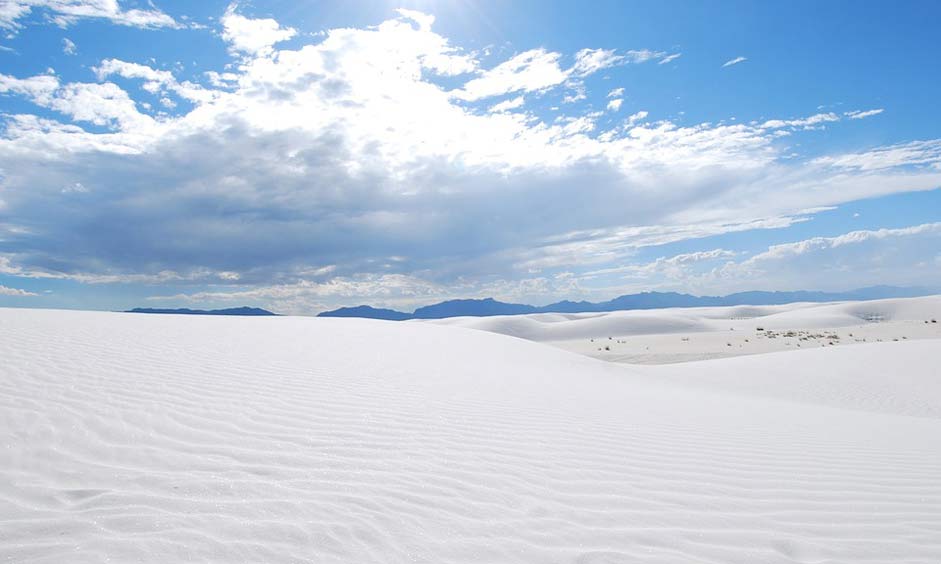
[2,308,940,563]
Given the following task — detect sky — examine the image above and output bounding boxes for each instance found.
[0,0,939,315]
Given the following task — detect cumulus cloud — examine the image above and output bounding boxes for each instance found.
[94,58,215,103]
[606,98,623,111]
[0,71,158,131]
[0,8,939,312]
[722,56,747,68]
[626,110,648,126]
[0,0,178,31]
[220,3,297,57]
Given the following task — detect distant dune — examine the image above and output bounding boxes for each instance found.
[430,295,941,364]
[2,303,940,562]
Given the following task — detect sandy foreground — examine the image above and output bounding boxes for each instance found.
[428,295,941,364]
[2,302,941,563]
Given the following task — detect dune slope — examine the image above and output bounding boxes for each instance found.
[2,308,941,563]
[429,296,941,364]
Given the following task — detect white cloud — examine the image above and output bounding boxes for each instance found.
[489,96,525,113]
[749,223,941,261]
[607,87,624,98]
[710,222,941,291]
[760,112,840,130]
[722,56,747,68]
[0,72,59,103]
[658,53,681,65]
[583,248,737,279]
[61,181,88,193]
[205,70,239,88]
[453,48,567,100]
[51,81,154,130]
[571,48,623,76]
[561,83,587,104]
[0,0,178,31]
[606,98,623,111]
[395,8,435,32]
[0,8,938,312]
[626,110,648,126]
[454,45,674,102]
[0,255,249,285]
[221,3,297,57]
[146,273,446,315]
[575,223,941,296]
[845,108,884,120]
[61,37,75,55]
[1,70,163,131]
[0,284,36,296]
[813,140,941,171]
[623,49,667,63]
[665,248,738,264]
[94,58,215,102]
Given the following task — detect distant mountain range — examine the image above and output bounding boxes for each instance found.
[126,307,277,316]
[318,286,938,320]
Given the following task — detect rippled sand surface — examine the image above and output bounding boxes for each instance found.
[2,307,941,563]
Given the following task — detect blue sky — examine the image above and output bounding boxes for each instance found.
[0,1,939,314]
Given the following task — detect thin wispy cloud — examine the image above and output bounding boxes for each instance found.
[722,56,747,67]
[0,0,179,31]
[845,108,884,119]
[659,53,682,64]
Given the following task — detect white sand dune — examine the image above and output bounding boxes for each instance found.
[2,306,941,563]
[430,296,941,364]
